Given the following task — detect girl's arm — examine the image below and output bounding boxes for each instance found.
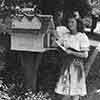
[65,49,88,58]
[56,41,89,58]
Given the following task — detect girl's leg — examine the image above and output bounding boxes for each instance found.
[62,95,71,100]
[55,93,64,100]
[72,96,80,100]
[54,93,71,100]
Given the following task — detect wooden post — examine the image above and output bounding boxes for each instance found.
[85,44,100,78]
[19,52,43,92]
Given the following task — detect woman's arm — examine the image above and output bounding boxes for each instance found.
[65,49,88,58]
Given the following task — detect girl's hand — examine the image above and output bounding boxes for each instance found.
[65,49,72,54]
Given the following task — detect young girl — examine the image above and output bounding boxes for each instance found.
[55,15,90,100]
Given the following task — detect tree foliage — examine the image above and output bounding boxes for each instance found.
[40,0,91,17]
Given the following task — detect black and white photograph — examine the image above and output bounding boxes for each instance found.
[0,0,100,100]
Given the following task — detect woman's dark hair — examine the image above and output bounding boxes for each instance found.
[76,19,84,32]
[65,13,84,32]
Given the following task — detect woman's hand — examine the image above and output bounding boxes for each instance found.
[65,49,72,54]
[65,48,88,58]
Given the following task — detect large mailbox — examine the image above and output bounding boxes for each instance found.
[10,14,55,52]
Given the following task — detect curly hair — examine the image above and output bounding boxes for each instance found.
[65,13,84,32]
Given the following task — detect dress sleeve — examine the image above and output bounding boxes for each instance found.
[80,33,90,51]
[56,37,64,46]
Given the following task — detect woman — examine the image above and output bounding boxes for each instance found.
[55,15,90,100]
